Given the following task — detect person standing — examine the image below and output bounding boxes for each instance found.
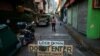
[51,16,56,32]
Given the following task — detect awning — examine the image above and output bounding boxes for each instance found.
[24,7,33,12]
[24,7,39,15]
[64,0,75,8]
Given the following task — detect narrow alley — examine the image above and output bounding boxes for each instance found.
[15,20,91,56]
[0,0,100,56]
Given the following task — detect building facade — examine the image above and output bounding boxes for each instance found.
[65,0,100,39]
[59,0,67,21]
[87,0,100,39]
[34,0,46,14]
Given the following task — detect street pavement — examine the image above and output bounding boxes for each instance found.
[16,20,87,56]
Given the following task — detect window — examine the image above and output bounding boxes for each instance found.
[93,0,100,8]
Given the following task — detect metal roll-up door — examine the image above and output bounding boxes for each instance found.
[67,8,72,25]
[72,5,78,29]
[77,1,88,34]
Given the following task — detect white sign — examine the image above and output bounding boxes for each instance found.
[38,40,64,46]
[51,41,64,46]
[38,40,51,46]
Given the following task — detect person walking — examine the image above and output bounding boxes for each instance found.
[51,16,56,32]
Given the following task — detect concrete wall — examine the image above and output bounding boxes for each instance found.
[38,2,44,10]
[87,0,100,39]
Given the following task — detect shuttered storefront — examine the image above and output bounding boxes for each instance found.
[67,8,72,25]
[77,1,88,34]
[72,5,78,29]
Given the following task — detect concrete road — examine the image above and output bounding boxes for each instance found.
[16,21,86,56]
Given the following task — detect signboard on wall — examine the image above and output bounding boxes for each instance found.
[28,40,73,56]
[38,41,64,46]
[93,0,100,8]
